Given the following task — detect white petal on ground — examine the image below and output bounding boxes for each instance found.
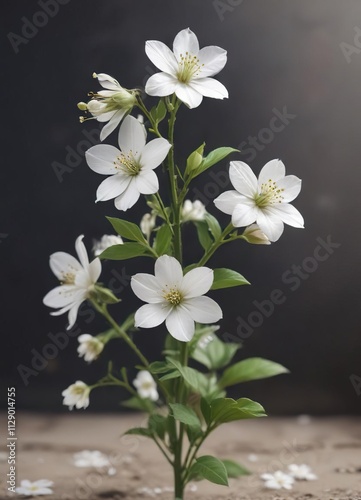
[180,267,214,298]
[214,190,244,215]
[145,72,178,97]
[154,255,183,288]
[189,78,228,99]
[145,40,178,73]
[197,46,228,77]
[135,170,159,194]
[96,174,130,202]
[231,204,258,228]
[131,274,163,303]
[118,115,146,155]
[85,145,120,175]
[183,296,223,323]
[114,179,140,211]
[229,161,258,197]
[134,303,171,328]
[258,159,286,185]
[165,307,195,342]
[140,138,171,170]
[173,28,199,60]
[175,83,203,108]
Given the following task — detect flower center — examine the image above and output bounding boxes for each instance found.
[164,288,183,306]
[61,272,76,285]
[141,381,153,390]
[115,152,141,176]
[254,179,284,208]
[176,52,203,83]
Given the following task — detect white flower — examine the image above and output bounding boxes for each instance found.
[261,471,294,490]
[145,28,228,109]
[288,464,317,481]
[181,200,206,222]
[131,255,222,342]
[93,234,123,256]
[78,72,138,141]
[73,450,110,468]
[77,334,104,363]
[140,212,157,239]
[43,235,101,330]
[133,371,159,401]
[15,479,54,496]
[242,224,271,245]
[62,381,90,410]
[85,115,171,211]
[214,159,304,242]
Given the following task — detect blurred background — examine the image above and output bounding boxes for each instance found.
[2,0,361,414]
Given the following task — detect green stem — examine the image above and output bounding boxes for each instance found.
[197,222,235,266]
[136,96,162,138]
[155,191,174,236]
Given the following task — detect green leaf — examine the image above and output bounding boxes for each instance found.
[148,361,171,374]
[121,397,154,412]
[153,224,172,256]
[124,427,154,438]
[195,221,213,251]
[190,455,229,486]
[204,213,222,240]
[210,397,266,424]
[148,414,167,440]
[191,335,240,370]
[150,99,167,124]
[167,358,209,396]
[211,268,250,290]
[92,285,120,304]
[169,403,202,428]
[200,398,211,425]
[99,242,148,260]
[193,147,239,178]
[106,217,146,243]
[219,358,289,389]
[222,459,250,477]
[159,370,181,382]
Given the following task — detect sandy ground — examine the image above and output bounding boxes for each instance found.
[1,413,361,499]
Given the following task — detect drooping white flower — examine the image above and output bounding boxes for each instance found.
[140,212,157,240]
[43,235,101,330]
[85,115,171,211]
[214,159,304,242]
[77,334,104,363]
[261,471,294,490]
[242,224,271,245]
[78,73,138,141]
[288,464,317,481]
[145,28,228,109]
[133,370,159,401]
[73,450,110,468]
[181,200,206,222]
[131,255,222,342]
[62,381,90,410]
[15,479,54,496]
[93,234,123,256]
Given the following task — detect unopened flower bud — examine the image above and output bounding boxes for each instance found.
[242,224,271,245]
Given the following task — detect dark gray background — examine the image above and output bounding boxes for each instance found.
[2,0,361,414]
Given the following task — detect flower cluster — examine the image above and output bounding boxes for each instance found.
[261,464,317,490]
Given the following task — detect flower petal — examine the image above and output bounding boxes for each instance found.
[189,78,228,99]
[100,109,126,141]
[85,145,120,175]
[267,204,304,228]
[183,296,223,323]
[88,258,102,282]
[165,307,195,342]
[145,72,178,97]
[114,179,140,211]
[118,115,146,156]
[67,301,82,330]
[135,303,171,328]
[135,170,159,194]
[49,252,82,280]
[43,285,79,308]
[197,46,227,77]
[180,267,214,298]
[140,138,171,170]
[154,255,183,288]
[75,235,89,268]
[256,210,284,242]
[96,73,120,91]
[145,40,178,74]
[277,175,302,203]
[231,204,258,227]
[258,159,286,186]
[131,273,163,303]
[229,161,258,197]
[175,83,203,108]
[96,174,130,202]
[173,28,199,60]
[214,190,244,215]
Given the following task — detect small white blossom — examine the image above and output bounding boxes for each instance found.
[85,115,171,211]
[62,381,90,410]
[15,479,54,496]
[242,224,271,245]
[73,450,111,468]
[140,213,157,239]
[77,334,104,363]
[261,471,294,490]
[43,235,101,330]
[145,28,228,108]
[133,371,159,401]
[78,72,138,141]
[214,159,303,242]
[131,255,222,342]
[288,464,317,481]
[93,234,123,256]
[181,200,206,222]
[247,453,259,462]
